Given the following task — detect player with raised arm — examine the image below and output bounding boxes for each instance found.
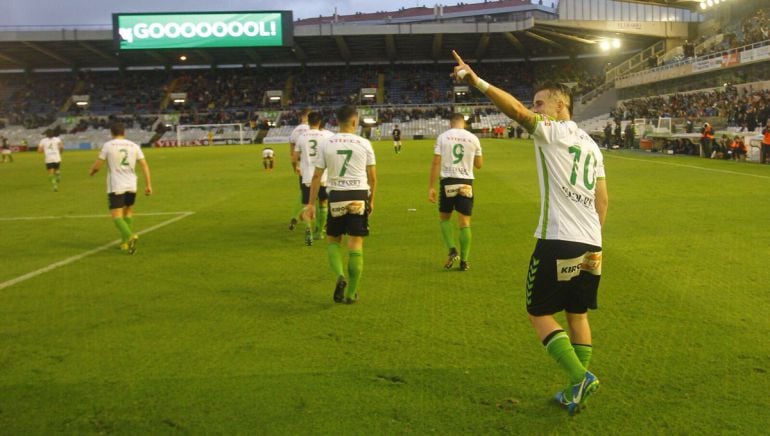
[294,112,334,245]
[452,51,608,415]
[262,146,275,171]
[37,129,63,191]
[288,108,311,230]
[392,124,402,154]
[305,105,377,304]
[428,113,483,271]
[89,122,153,255]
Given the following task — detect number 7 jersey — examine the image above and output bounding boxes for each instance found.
[315,133,376,192]
[531,114,605,247]
[98,138,145,194]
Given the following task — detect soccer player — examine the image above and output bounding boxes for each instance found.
[293,112,334,245]
[392,124,402,154]
[452,51,608,415]
[262,146,275,171]
[0,135,12,163]
[288,108,311,230]
[305,105,377,304]
[37,129,63,191]
[89,122,153,255]
[428,113,482,271]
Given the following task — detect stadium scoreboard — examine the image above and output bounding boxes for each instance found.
[112,11,293,50]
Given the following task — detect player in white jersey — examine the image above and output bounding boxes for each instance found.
[288,108,311,231]
[262,147,275,171]
[293,112,334,245]
[452,51,608,415]
[428,113,483,271]
[89,123,153,255]
[305,105,377,304]
[37,130,63,191]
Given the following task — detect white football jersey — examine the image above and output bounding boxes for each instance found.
[315,133,376,192]
[295,129,333,185]
[289,123,309,147]
[531,114,605,247]
[39,137,63,163]
[434,128,482,180]
[98,138,145,194]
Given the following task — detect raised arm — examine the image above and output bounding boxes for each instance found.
[451,50,538,133]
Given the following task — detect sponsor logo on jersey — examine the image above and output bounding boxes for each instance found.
[560,185,594,208]
[556,252,602,281]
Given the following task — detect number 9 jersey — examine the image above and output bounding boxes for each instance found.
[98,138,145,194]
[531,114,605,247]
[314,133,376,193]
[434,128,482,180]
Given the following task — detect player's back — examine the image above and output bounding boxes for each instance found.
[436,128,481,180]
[319,133,375,192]
[297,129,334,184]
[39,137,62,162]
[99,138,145,193]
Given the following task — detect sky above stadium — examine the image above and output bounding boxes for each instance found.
[2,0,468,26]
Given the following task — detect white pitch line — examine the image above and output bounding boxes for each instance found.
[0,211,195,221]
[0,212,195,291]
[608,154,770,180]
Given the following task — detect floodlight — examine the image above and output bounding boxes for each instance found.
[611,39,621,48]
[599,41,610,51]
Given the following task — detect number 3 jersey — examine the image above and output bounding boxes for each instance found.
[531,114,605,247]
[434,128,482,180]
[315,133,376,193]
[295,129,334,186]
[98,138,145,194]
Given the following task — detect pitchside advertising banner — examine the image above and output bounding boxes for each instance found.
[113,11,293,50]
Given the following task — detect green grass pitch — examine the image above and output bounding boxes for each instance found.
[1,139,768,434]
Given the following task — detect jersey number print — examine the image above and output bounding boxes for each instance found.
[568,145,596,189]
[119,149,130,167]
[337,150,353,176]
[309,139,318,157]
[452,143,464,164]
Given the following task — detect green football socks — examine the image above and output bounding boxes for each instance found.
[440,220,455,251]
[459,226,471,261]
[327,243,345,278]
[124,216,134,228]
[573,343,592,369]
[347,250,363,298]
[544,330,586,386]
[316,204,327,237]
[113,217,133,243]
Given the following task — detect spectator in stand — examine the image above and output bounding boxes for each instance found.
[613,120,622,147]
[685,117,694,133]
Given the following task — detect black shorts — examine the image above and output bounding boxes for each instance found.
[46,162,61,170]
[439,178,474,216]
[300,184,328,204]
[326,190,369,237]
[108,192,137,210]
[526,239,602,316]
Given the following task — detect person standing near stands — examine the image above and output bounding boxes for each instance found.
[624,121,635,148]
[613,120,622,148]
[701,122,715,158]
[602,122,612,149]
[0,135,12,163]
[762,121,770,164]
[392,124,402,154]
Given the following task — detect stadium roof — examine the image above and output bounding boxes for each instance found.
[0,1,694,71]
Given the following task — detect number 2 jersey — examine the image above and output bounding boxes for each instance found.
[531,114,605,247]
[98,138,145,194]
[434,128,482,180]
[295,129,334,186]
[314,133,376,193]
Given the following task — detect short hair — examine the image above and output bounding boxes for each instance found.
[450,113,466,124]
[300,107,312,117]
[307,111,323,126]
[336,105,358,124]
[110,122,125,137]
[534,82,573,117]
[45,129,54,138]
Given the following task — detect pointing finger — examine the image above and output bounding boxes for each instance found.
[451,50,466,66]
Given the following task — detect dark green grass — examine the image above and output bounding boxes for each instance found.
[0,140,768,434]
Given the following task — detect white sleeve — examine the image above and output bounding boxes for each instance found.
[366,141,376,165]
[531,114,558,145]
[433,138,441,156]
[136,145,145,160]
[314,139,327,169]
[98,143,108,160]
[595,150,606,179]
[474,138,482,156]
